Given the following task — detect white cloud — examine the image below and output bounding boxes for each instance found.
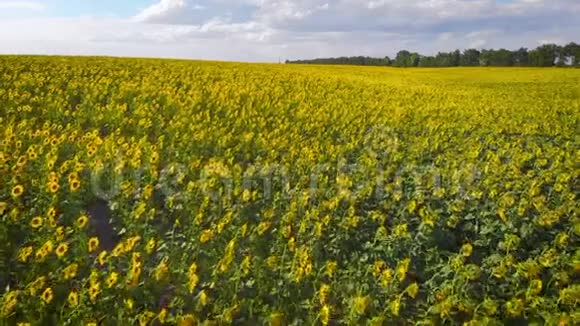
[0,0,45,11]
[134,0,204,23]
[0,0,579,62]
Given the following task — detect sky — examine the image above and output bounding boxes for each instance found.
[0,0,578,62]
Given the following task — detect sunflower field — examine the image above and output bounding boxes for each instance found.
[0,56,579,325]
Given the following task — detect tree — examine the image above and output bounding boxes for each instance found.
[286,41,578,68]
[512,48,529,66]
[408,52,420,67]
[479,49,513,66]
[529,44,559,66]
[418,56,436,67]
[562,42,580,66]
[451,50,461,66]
[392,51,420,67]
[460,49,481,66]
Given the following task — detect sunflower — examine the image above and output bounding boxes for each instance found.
[11,185,24,198]
[16,156,27,167]
[124,298,134,311]
[158,308,168,323]
[35,248,48,262]
[0,201,7,215]
[88,282,101,302]
[68,172,79,183]
[106,272,119,288]
[56,242,69,258]
[41,287,54,304]
[3,290,18,315]
[351,296,369,315]
[88,237,100,253]
[320,305,331,326]
[18,246,33,263]
[406,282,419,299]
[97,250,108,266]
[40,240,54,254]
[146,238,156,254]
[396,258,411,282]
[48,172,58,184]
[76,215,89,229]
[63,263,78,280]
[87,146,97,156]
[48,216,57,228]
[30,216,44,229]
[47,207,57,218]
[48,181,60,193]
[55,226,65,241]
[461,243,473,257]
[67,291,79,307]
[69,179,81,192]
[198,290,209,306]
[28,276,46,296]
[176,314,196,326]
[318,283,330,304]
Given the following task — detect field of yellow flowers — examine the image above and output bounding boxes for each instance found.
[0,56,579,325]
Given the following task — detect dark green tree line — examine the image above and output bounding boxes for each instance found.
[286,42,580,67]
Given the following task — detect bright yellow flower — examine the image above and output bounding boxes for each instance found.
[198,289,209,306]
[69,179,81,192]
[55,242,68,258]
[63,263,78,280]
[67,291,79,307]
[396,258,411,282]
[106,272,119,288]
[320,305,331,325]
[352,296,369,315]
[318,283,330,304]
[48,181,59,193]
[11,185,24,198]
[18,246,33,263]
[88,237,100,253]
[461,243,473,257]
[406,282,419,299]
[76,215,89,228]
[30,216,43,229]
[89,282,101,302]
[97,250,108,266]
[41,288,54,304]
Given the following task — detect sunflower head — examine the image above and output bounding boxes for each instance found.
[0,201,7,215]
[30,216,44,229]
[89,283,101,302]
[76,215,89,229]
[70,180,81,192]
[106,272,119,288]
[67,291,79,307]
[68,172,79,183]
[56,242,69,258]
[11,185,24,198]
[63,263,78,280]
[47,207,57,218]
[88,237,100,253]
[48,181,60,193]
[98,250,108,266]
[41,288,54,304]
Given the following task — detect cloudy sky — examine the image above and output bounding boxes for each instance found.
[0,0,578,62]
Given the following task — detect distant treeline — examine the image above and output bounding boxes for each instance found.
[286,42,580,67]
